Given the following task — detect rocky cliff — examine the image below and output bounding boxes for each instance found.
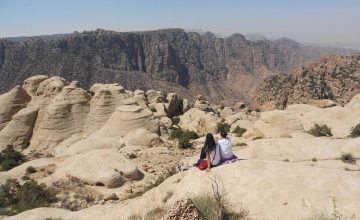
[254,54,360,109]
[0,28,352,105]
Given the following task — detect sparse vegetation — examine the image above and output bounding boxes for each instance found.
[232,126,247,137]
[253,136,263,140]
[192,175,250,220]
[307,123,333,137]
[0,179,56,215]
[0,145,25,171]
[127,153,137,159]
[217,122,231,133]
[171,116,180,125]
[25,166,37,174]
[150,107,157,113]
[341,153,356,165]
[312,158,318,162]
[20,142,30,150]
[283,159,290,162]
[348,123,360,138]
[169,129,199,149]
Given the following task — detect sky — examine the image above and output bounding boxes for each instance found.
[1,0,360,45]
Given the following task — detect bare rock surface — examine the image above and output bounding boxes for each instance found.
[0,86,31,130]
[0,107,38,148]
[48,149,140,188]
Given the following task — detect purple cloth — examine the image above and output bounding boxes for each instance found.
[221,154,239,165]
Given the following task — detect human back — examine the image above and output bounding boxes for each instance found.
[218,130,234,160]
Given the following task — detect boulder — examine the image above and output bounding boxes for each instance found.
[219,106,235,118]
[51,149,141,188]
[181,99,190,113]
[0,107,38,148]
[0,86,31,130]
[124,128,160,148]
[179,108,221,135]
[146,90,166,105]
[253,110,304,138]
[153,103,168,118]
[165,93,180,118]
[133,89,148,109]
[194,95,212,112]
[22,75,49,96]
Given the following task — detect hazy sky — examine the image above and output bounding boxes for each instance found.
[1,0,360,44]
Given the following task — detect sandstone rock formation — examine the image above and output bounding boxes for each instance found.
[0,86,31,130]
[0,107,38,148]
[179,108,220,135]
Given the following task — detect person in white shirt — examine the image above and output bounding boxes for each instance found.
[217,130,239,164]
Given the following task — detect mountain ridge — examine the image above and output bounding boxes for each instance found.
[0,28,355,105]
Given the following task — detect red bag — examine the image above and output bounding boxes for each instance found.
[197,160,208,170]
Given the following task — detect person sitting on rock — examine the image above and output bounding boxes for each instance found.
[217,130,239,164]
[196,133,221,171]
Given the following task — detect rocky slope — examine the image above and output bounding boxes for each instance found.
[254,54,360,109]
[0,76,359,219]
[0,29,354,105]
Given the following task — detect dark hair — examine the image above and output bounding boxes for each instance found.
[220,130,227,138]
[204,133,216,152]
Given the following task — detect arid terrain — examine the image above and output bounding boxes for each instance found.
[0,55,359,219]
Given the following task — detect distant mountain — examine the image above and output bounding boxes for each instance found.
[1,33,70,42]
[0,28,356,104]
[245,34,269,42]
[254,54,360,109]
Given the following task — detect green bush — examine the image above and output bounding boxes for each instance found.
[20,142,30,150]
[150,107,157,113]
[232,126,247,137]
[0,179,56,215]
[25,166,37,174]
[171,116,180,125]
[307,124,333,137]
[349,123,360,138]
[217,122,231,133]
[0,145,25,171]
[169,129,199,149]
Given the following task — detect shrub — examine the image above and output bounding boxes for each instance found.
[171,116,180,125]
[341,153,356,165]
[217,122,231,133]
[0,179,56,215]
[20,142,30,150]
[169,129,199,149]
[307,124,332,137]
[192,175,249,220]
[349,123,360,138]
[21,175,30,181]
[232,126,247,137]
[25,166,37,174]
[150,107,157,113]
[0,145,25,171]
[0,179,21,207]
[127,153,137,159]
